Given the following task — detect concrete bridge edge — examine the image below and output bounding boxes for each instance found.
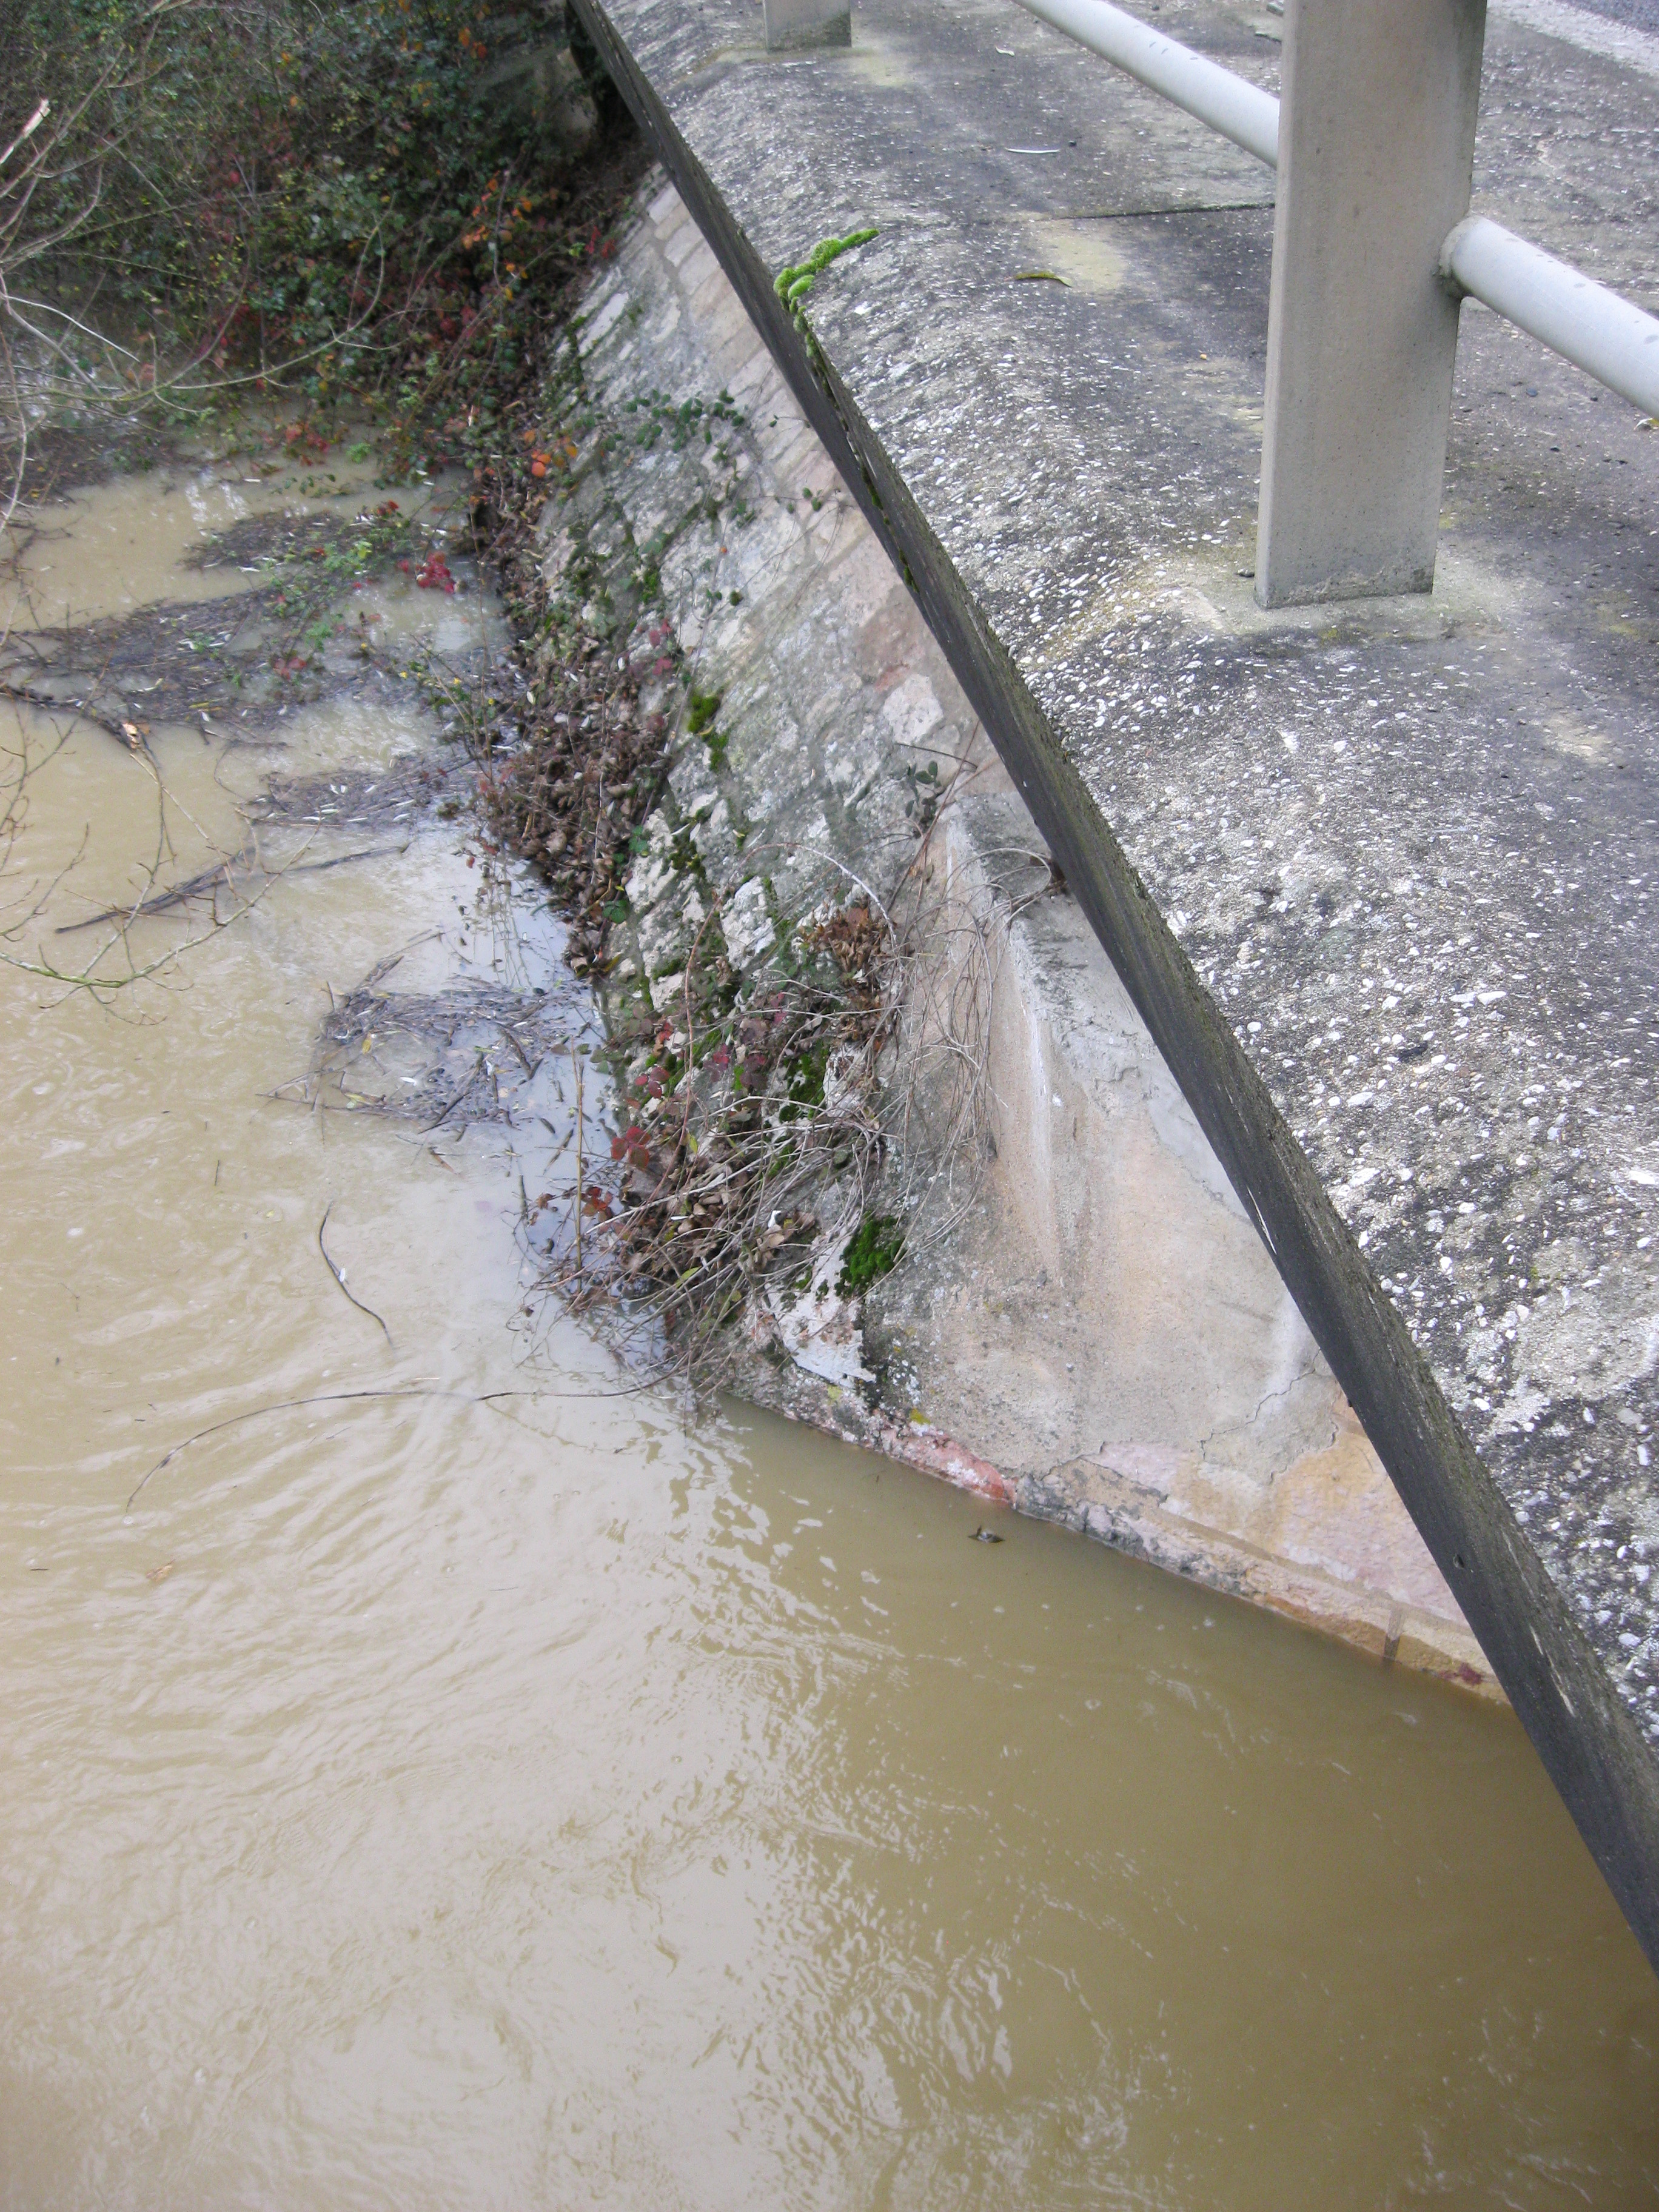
[566,0,1659,1972]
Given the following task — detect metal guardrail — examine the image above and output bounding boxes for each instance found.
[1011,0,1659,418]
[1009,0,1659,606]
[1013,0,1279,164]
[1441,217,1659,418]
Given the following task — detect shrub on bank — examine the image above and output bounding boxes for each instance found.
[1,0,636,456]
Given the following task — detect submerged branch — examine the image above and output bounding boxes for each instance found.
[317,1201,395,1348]
[124,1382,543,1512]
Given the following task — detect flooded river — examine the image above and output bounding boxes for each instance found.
[2,452,1657,2209]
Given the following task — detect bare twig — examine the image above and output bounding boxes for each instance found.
[317,1201,394,1347]
[124,1382,541,1511]
[574,1045,583,1275]
[55,844,389,933]
[0,678,153,752]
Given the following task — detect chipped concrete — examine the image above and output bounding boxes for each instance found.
[573,0,1659,1964]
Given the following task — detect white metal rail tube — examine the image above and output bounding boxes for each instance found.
[1443,216,1659,417]
[1008,0,1659,421]
[1009,0,1279,166]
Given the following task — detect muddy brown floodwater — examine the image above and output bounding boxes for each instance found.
[2,455,1658,2211]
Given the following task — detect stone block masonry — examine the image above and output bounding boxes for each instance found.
[550,175,1495,1697]
[569,0,1659,1967]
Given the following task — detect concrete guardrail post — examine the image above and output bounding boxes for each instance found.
[1255,0,1488,606]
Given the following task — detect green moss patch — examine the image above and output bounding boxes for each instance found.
[839,1213,904,1295]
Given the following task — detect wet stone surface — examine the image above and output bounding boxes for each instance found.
[579,0,1659,1921]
